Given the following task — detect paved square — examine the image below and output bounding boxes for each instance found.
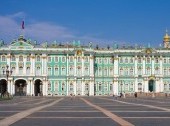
[0,96,170,126]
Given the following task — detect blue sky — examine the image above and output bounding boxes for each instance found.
[0,0,170,47]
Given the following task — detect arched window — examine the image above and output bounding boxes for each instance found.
[138,57,142,63]
[99,83,102,91]
[26,67,30,74]
[55,82,58,91]
[2,55,6,61]
[37,56,40,61]
[19,56,23,62]
[11,55,15,61]
[70,83,74,91]
[85,83,89,91]
[19,66,23,74]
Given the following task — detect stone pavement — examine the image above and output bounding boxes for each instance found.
[0,96,170,126]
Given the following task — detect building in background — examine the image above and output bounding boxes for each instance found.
[0,32,170,96]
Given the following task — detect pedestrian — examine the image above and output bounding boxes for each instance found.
[134,92,137,98]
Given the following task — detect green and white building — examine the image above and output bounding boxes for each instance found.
[0,32,170,96]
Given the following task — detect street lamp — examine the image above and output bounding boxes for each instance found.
[3,65,12,97]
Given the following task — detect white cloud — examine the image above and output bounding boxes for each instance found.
[0,12,121,47]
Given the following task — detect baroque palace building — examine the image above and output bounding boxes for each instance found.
[0,32,170,96]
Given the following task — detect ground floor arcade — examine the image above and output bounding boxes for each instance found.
[0,77,169,96]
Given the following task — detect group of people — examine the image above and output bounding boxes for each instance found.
[113,92,138,99]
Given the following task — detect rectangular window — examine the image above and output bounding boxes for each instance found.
[48,57,51,62]
[48,67,51,75]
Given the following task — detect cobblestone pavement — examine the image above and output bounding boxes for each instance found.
[0,96,170,126]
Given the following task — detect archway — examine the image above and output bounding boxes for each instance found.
[34,79,43,96]
[148,80,155,92]
[15,79,27,96]
[0,79,7,96]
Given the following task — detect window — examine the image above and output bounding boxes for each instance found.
[85,57,88,62]
[99,58,102,63]
[26,67,30,74]
[138,83,142,92]
[70,56,73,62]
[77,57,81,62]
[85,83,89,91]
[62,83,65,91]
[54,67,59,75]
[110,67,113,76]
[70,83,74,91]
[11,56,15,61]
[120,67,123,75]
[110,83,113,91]
[77,66,81,76]
[164,68,167,75]
[104,68,107,76]
[48,67,51,75]
[55,82,58,91]
[12,67,16,74]
[19,56,23,62]
[99,83,102,91]
[164,58,166,63]
[146,67,151,75]
[125,58,128,63]
[129,68,133,75]
[27,56,30,61]
[138,66,142,75]
[84,66,89,75]
[155,67,159,75]
[36,67,41,75]
[120,57,123,63]
[37,56,40,61]
[130,58,133,63]
[155,58,159,63]
[138,57,142,63]
[69,66,74,75]
[48,57,51,62]
[62,57,66,62]
[2,55,6,61]
[146,57,150,63]
[98,67,102,76]
[61,67,66,75]
[48,81,51,91]
[55,56,58,62]
[19,66,23,74]
[104,83,107,91]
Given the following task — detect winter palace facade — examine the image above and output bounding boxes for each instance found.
[0,32,170,96]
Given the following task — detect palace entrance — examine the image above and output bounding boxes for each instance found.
[148,80,155,92]
[0,79,7,96]
[34,79,43,96]
[15,79,27,96]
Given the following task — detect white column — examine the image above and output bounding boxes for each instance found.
[12,80,15,95]
[89,80,94,96]
[66,80,69,95]
[160,56,163,75]
[144,80,148,92]
[160,78,164,92]
[81,80,84,95]
[152,56,154,75]
[23,56,26,75]
[155,79,159,93]
[74,56,77,76]
[31,54,35,75]
[134,55,138,75]
[26,82,30,96]
[16,57,19,74]
[67,54,69,76]
[82,55,84,76]
[7,80,10,94]
[114,55,118,76]
[90,55,94,76]
[135,78,138,92]
[113,81,118,95]
[143,56,146,75]
[74,80,76,95]
[42,80,46,96]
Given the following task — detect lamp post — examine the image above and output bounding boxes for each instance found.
[3,65,12,97]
